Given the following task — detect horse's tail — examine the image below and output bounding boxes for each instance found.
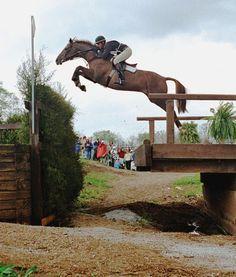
[165,77,187,113]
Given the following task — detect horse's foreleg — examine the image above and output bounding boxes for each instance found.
[72,66,85,91]
[72,66,95,91]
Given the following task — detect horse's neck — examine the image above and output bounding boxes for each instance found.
[85,51,98,63]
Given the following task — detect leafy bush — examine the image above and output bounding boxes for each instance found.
[0,263,37,276]
[15,52,83,216]
[179,122,200,144]
[207,102,236,143]
[0,113,29,144]
[35,84,84,216]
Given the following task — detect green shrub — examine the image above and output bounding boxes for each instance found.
[0,263,37,276]
[35,84,83,216]
[207,102,236,143]
[0,113,29,144]
[179,122,200,144]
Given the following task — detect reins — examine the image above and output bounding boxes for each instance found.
[69,47,98,63]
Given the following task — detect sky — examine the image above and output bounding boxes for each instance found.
[1,0,236,138]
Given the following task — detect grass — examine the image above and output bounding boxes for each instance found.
[78,171,115,208]
[172,174,203,198]
[0,263,37,276]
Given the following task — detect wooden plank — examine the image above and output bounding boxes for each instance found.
[137,116,236,121]
[0,209,16,219]
[0,200,16,209]
[0,199,30,210]
[0,190,30,200]
[152,144,236,159]
[151,159,236,173]
[0,171,30,182]
[166,100,175,144]
[0,181,17,191]
[149,93,236,101]
[0,172,16,181]
[134,140,152,168]
[0,163,15,171]
[0,145,15,154]
[149,120,155,144]
[0,153,15,163]
[0,123,21,130]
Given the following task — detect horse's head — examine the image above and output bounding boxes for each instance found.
[56,38,97,65]
[56,38,77,65]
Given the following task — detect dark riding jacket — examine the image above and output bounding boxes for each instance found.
[97,40,128,60]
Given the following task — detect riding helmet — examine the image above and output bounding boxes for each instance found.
[95,35,106,44]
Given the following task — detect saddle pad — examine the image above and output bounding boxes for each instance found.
[125,64,137,73]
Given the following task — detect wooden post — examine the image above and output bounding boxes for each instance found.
[26,100,43,225]
[149,120,155,144]
[201,173,236,235]
[166,100,175,144]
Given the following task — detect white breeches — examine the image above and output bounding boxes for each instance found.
[113,47,132,65]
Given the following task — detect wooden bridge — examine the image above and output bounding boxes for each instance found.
[135,93,236,235]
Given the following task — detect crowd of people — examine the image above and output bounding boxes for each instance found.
[75,136,136,170]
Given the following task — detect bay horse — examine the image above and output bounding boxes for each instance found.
[56,38,187,128]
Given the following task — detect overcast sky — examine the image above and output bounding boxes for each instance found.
[1,0,236,138]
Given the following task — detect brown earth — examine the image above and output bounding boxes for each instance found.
[0,161,235,276]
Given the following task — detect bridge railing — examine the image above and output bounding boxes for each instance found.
[139,93,236,144]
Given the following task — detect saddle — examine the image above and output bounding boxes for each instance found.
[106,61,137,86]
[121,61,137,73]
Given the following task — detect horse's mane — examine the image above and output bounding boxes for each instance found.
[72,37,94,47]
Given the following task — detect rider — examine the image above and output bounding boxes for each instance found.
[95,35,132,85]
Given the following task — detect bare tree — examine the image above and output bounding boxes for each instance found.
[17,50,55,99]
[0,83,21,121]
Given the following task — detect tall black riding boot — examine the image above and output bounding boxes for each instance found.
[114,63,125,85]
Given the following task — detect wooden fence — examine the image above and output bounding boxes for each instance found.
[135,93,236,234]
[0,145,31,223]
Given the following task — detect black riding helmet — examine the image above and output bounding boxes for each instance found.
[95,35,106,44]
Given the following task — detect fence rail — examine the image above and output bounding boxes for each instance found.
[149,93,236,100]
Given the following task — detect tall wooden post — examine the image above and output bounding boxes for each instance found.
[26,100,43,225]
[201,173,236,235]
[166,100,175,144]
[149,120,155,144]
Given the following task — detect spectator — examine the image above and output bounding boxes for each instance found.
[84,138,93,159]
[97,140,108,160]
[93,138,100,160]
[80,136,87,158]
[75,137,81,154]
[124,147,132,170]
[117,147,126,169]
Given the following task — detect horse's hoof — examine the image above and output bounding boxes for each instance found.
[74,81,80,87]
[80,85,86,92]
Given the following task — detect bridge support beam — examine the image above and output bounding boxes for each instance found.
[200,173,236,235]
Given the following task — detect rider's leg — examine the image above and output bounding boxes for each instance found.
[113,47,132,85]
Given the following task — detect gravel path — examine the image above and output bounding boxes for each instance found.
[1,162,235,276]
[73,226,236,271]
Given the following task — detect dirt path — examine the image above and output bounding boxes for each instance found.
[0,162,235,276]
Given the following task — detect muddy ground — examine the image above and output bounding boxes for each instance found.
[0,161,235,276]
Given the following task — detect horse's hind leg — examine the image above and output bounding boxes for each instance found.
[152,99,182,128]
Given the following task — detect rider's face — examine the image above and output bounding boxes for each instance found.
[96,41,105,49]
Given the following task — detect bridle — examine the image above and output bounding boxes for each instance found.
[68,47,97,63]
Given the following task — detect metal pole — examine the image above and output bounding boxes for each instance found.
[31,16,35,134]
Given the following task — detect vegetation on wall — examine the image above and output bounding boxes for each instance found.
[179,122,200,144]
[208,102,236,143]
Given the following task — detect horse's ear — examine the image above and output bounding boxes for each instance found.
[69,38,73,43]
